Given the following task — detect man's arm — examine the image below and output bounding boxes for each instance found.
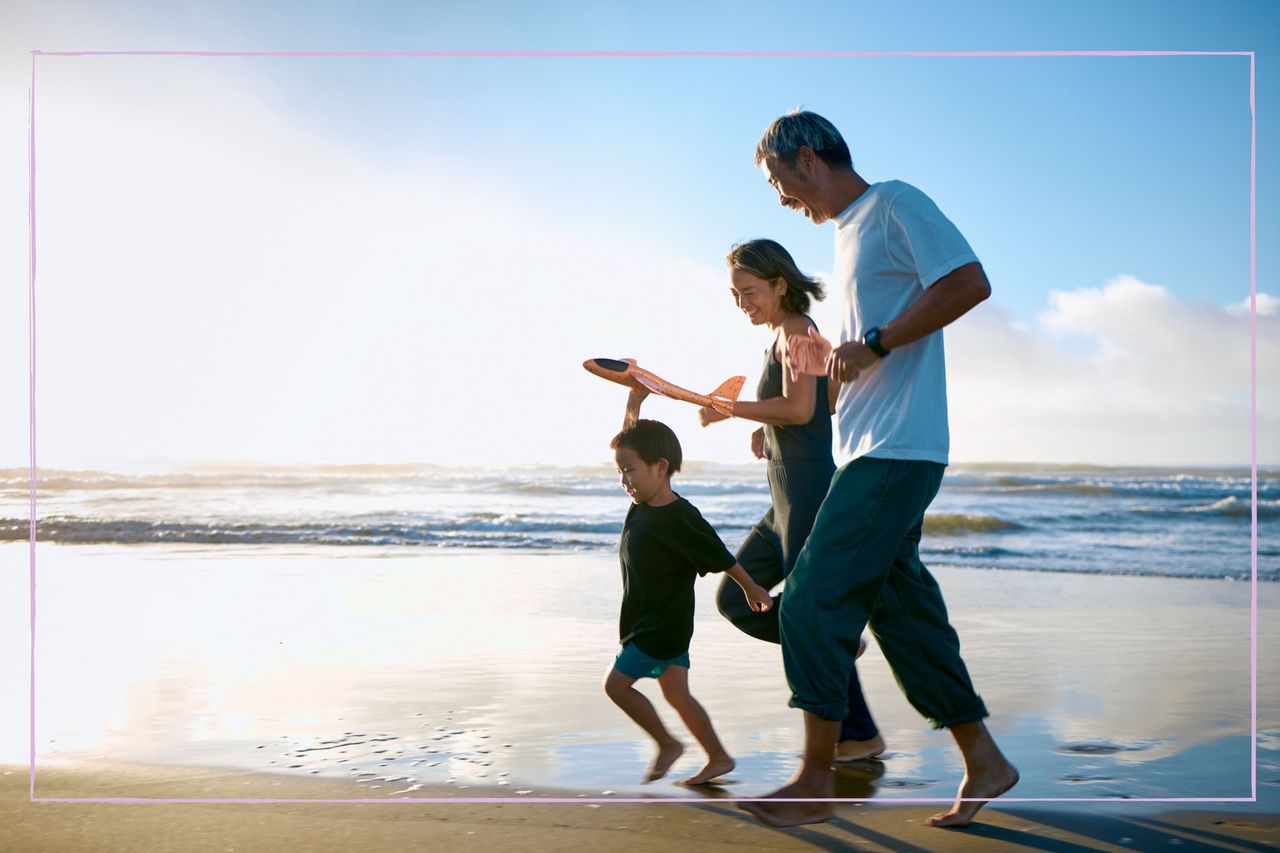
[827,262,991,384]
[878,262,991,352]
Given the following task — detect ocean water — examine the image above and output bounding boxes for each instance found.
[1,462,1275,581]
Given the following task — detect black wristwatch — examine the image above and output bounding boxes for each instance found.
[862,326,889,358]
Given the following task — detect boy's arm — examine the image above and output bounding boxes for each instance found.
[622,387,650,431]
[724,563,772,613]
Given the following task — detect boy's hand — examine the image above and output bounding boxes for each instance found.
[725,563,771,612]
[743,583,773,613]
[623,387,650,429]
[750,427,765,459]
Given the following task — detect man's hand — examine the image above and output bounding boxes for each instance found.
[826,340,879,384]
[750,427,766,459]
[786,326,833,380]
[698,405,730,427]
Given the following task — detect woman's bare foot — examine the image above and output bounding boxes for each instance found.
[738,776,834,827]
[680,754,734,786]
[926,760,1019,827]
[644,740,685,783]
[834,733,885,762]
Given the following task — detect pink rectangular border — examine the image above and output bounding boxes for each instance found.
[26,49,1259,805]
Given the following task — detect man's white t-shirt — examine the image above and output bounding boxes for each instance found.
[831,180,979,467]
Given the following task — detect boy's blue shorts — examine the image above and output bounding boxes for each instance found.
[613,642,690,680]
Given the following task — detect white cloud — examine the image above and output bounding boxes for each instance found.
[3,53,760,468]
[1,42,1270,469]
[948,277,1275,465]
[1227,292,1278,317]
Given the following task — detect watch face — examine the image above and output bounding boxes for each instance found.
[864,327,886,356]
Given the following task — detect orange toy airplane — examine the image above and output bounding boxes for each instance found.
[583,358,745,417]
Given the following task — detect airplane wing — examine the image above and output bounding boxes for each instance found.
[635,373,666,395]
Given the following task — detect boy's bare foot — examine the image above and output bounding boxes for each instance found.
[834,733,885,762]
[644,741,685,783]
[680,754,734,786]
[738,777,834,827]
[926,760,1019,827]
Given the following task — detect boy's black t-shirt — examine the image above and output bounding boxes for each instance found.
[618,494,736,660]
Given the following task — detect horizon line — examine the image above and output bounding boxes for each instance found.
[3,459,1275,471]
[31,49,1255,59]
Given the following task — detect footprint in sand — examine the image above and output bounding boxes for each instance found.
[876,777,937,789]
[1054,740,1158,755]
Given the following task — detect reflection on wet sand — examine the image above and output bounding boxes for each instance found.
[5,545,1273,801]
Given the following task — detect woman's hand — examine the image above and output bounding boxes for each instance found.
[750,427,766,459]
[786,325,833,380]
[698,406,730,427]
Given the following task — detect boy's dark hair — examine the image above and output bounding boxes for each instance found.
[610,419,683,474]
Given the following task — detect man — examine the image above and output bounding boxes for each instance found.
[740,110,1018,829]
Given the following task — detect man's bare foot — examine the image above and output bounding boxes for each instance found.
[644,741,684,783]
[927,760,1019,827]
[738,778,834,827]
[680,754,734,786]
[834,733,884,762]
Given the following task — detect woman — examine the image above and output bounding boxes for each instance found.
[700,239,883,762]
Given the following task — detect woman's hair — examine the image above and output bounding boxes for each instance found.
[610,419,682,474]
[727,238,826,316]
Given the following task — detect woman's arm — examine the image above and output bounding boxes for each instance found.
[726,367,815,426]
[699,319,818,427]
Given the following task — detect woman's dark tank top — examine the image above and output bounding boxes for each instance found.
[759,330,833,463]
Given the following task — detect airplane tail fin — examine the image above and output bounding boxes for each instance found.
[707,376,746,417]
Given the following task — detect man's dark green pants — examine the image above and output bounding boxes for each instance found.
[780,456,989,729]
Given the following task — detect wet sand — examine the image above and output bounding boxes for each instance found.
[4,761,1279,851]
[2,543,1278,848]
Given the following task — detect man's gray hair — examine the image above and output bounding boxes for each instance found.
[754,109,853,170]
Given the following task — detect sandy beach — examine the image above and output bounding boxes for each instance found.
[3,542,1278,849]
[4,762,1279,851]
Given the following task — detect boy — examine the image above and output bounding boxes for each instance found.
[605,387,772,785]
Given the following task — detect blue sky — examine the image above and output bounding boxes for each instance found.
[302,51,1250,320]
[0,1,1275,467]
